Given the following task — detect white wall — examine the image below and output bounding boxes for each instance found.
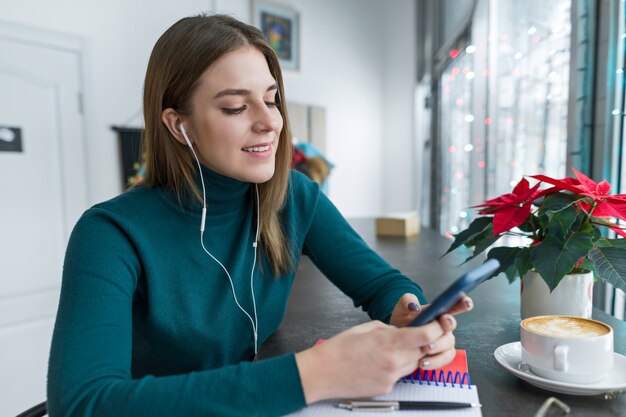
[380,0,417,213]
[1,0,417,217]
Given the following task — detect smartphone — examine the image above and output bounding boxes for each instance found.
[408,258,500,327]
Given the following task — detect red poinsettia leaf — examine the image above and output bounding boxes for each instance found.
[578,200,592,213]
[492,201,532,235]
[596,179,612,195]
[592,200,626,222]
[604,219,626,238]
[530,174,582,194]
[607,193,626,201]
[611,226,626,238]
[571,168,600,193]
[519,182,542,201]
[471,196,508,209]
[531,186,560,201]
[511,178,530,196]
[473,179,539,211]
[478,207,498,214]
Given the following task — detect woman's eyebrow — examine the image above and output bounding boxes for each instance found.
[213,83,277,99]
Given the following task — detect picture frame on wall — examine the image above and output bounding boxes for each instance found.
[253,1,300,71]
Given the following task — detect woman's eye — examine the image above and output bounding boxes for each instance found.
[222,106,246,115]
[265,101,277,108]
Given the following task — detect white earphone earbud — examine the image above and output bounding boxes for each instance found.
[179,123,193,148]
[180,121,260,355]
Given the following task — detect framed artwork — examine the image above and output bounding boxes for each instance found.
[253,1,300,71]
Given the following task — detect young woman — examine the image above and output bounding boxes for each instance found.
[48,14,473,417]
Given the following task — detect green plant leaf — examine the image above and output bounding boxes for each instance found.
[579,258,596,277]
[544,205,579,237]
[596,238,626,249]
[530,232,595,291]
[442,217,492,257]
[538,192,578,216]
[588,246,626,293]
[461,227,501,264]
[515,247,533,278]
[517,214,540,233]
[487,246,521,283]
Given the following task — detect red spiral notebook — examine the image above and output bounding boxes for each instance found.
[287,341,482,416]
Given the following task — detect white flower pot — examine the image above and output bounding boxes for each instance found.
[520,270,593,319]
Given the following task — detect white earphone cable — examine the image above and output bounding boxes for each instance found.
[181,124,259,355]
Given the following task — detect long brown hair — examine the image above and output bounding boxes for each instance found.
[141,14,293,275]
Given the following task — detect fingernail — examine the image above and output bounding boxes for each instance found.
[421,360,431,369]
[408,302,421,312]
[465,299,473,310]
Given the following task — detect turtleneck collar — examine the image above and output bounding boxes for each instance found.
[158,165,253,220]
[195,165,252,216]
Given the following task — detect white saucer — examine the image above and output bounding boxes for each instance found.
[494,341,626,396]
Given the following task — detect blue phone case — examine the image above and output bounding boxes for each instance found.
[409,259,500,327]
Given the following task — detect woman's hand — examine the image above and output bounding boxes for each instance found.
[388,292,474,327]
[295,315,457,404]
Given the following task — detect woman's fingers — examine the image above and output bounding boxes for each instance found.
[437,314,457,332]
[401,293,422,313]
[341,320,392,336]
[419,347,457,370]
[391,319,446,349]
[389,293,422,327]
[446,294,474,316]
[419,330,456,356]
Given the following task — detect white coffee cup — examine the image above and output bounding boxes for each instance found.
[520,315,613,384]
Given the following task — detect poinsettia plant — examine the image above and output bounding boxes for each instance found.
[444,169,626,293]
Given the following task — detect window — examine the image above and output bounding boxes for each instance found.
[436,0,572,238]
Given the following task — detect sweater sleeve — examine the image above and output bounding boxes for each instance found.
[48,210,306,417]
[301,187,427,322]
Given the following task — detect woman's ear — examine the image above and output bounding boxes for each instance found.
[161,108,189,146]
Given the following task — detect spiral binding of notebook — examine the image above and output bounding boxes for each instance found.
[400,348,473,389]
[401,369,472,388]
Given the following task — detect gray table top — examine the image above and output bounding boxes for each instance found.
[258,219,626,417]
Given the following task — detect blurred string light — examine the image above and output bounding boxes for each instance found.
[439,5,576,241]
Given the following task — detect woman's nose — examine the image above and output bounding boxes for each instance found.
[252,103,282,133]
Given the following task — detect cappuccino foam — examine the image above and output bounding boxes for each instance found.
[524,316,609,338]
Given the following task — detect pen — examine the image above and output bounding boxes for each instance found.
[337,400,482,411]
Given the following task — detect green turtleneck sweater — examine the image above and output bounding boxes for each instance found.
[48,168,426,417]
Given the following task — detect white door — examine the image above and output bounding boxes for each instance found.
[0,22,88,416]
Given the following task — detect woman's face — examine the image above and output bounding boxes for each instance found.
[187,46,283,183]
